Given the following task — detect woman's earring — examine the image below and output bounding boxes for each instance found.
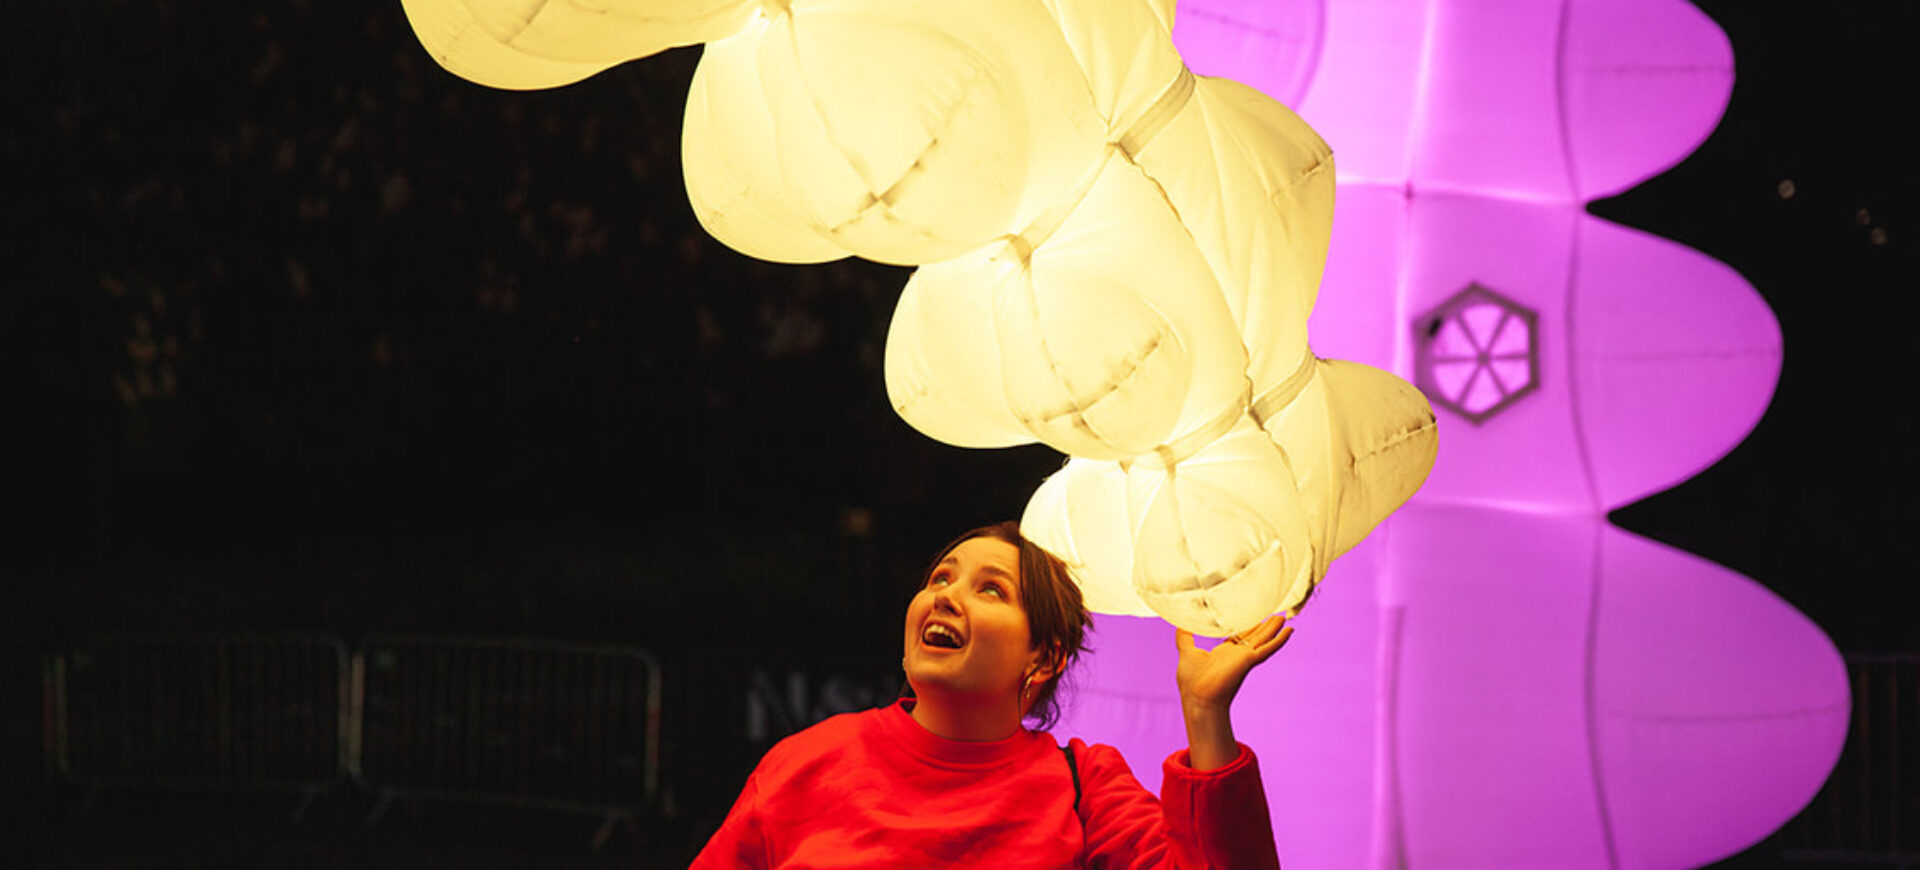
[1021,674,1034,701]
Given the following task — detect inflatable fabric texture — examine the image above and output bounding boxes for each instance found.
[404,2,1849,865]
[402,0,1439,638]
[1045,1,1848,868]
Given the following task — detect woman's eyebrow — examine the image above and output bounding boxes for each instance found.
[978,565,1015,583]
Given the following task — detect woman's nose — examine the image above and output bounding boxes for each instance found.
[932,585,961,613]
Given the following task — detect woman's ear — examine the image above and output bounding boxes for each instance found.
[1028,645,1061,685]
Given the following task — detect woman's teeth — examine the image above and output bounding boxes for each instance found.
[923,624,963,649]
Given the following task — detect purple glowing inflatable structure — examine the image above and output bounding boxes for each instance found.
[1056,2,1850,867]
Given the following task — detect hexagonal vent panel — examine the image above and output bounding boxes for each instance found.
[1413,284,1540,424]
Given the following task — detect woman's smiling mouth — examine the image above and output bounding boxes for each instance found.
[922,623,965,649]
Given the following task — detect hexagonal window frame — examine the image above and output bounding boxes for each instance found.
[1412,283,1541,424]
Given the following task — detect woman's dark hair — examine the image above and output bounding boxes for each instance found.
[919,521,1092,729]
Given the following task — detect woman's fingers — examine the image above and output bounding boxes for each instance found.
[1171,612,1298,715]
[1175,627,1198,656]
[1179,612,1294,661]
[1231,613,1288,647]
[1250,624,1295,665]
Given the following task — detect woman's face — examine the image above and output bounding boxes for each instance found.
[902,536,1042,702]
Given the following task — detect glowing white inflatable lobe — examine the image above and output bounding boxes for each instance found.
[401,0,1438,636]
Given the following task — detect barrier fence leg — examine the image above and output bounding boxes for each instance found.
[366,788,396,826]
[592,810,627,852]
[290,786,318,824]
[71,785,99,823]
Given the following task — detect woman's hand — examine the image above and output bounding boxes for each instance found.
[1175,612,1295,770]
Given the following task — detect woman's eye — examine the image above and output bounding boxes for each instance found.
[982,584,1004,598]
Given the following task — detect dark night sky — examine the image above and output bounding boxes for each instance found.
[1595,0,1911,653]
[8,0,1912,657]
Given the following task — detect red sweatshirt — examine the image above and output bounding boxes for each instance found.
[692,700,1279,868]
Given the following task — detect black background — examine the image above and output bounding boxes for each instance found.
[6,0,1912,863]
[10,0,1906,650]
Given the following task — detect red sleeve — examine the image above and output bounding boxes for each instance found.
[1077,740,1280,870]
[690,770,768,869]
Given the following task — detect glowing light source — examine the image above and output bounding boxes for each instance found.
[402,0,1439,638]
[1054,2,1850,868]
[401,2,1848,864]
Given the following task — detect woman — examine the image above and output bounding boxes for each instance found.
[693,522,1292,868]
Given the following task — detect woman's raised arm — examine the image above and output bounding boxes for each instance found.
[1174,613,1294,770]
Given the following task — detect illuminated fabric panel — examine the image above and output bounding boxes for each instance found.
[405,0,1440,638]
[1059,1,1846,868]
[398,1,1846,864]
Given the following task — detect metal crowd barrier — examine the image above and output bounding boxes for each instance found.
[351,635,661,847]
[1779,653,1920,866]
[46,633,351,819]
[664,643,901,834]
[37,636,1920,858]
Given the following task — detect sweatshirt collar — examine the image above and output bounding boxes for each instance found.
[883,699,1048,769]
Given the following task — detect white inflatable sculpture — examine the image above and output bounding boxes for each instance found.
[402,0,1439,636]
